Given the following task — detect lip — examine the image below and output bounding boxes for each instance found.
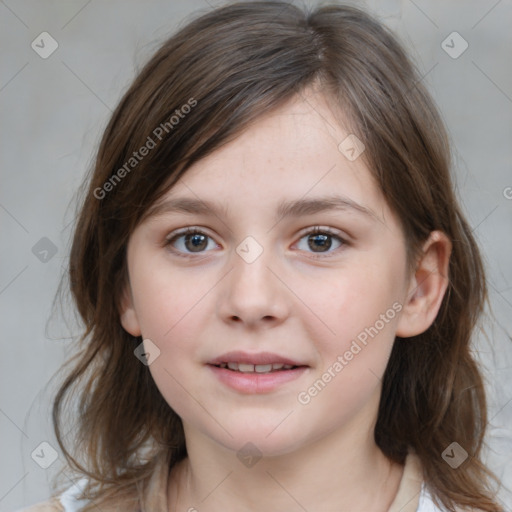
[207,350,305,367]
[207,364,308,394]
[206,350,309,394]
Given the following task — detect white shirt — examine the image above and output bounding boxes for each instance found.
[16,452,452,511]
[54,474,446,511]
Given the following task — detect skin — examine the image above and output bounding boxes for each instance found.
[120,86,451,511]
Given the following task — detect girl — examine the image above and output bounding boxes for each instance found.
[19,1,505,511]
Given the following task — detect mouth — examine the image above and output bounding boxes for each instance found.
[210,362,303,374]
[206,351,309,393]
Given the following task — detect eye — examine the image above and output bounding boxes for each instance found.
[295,227,346,257]
[164,226,347,259]
[165,228,218,257]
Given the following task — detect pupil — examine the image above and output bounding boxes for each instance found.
[309,233,331,252]
[186,233,207,252]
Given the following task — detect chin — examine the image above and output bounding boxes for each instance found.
[206,422,308,458]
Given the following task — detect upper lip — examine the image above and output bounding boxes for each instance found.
[207,351,307,367]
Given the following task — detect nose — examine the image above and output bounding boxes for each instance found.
[217,240,290,329]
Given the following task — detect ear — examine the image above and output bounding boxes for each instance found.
[118,281,142,337]
[396,230,452,338]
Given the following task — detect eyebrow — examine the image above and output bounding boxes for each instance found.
[144,194,379,223]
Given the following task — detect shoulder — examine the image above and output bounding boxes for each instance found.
[417,483,445,511]
[15,478,90,512]
[398,451,471,512]
[16,450,171,512]
[417,478,477,512]
[13,496,64,512]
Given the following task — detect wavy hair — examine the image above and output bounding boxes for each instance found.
[50,2,503,510]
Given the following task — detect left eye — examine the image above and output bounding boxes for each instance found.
[295,228,345,255]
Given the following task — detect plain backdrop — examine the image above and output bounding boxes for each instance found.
[1,0,511,510]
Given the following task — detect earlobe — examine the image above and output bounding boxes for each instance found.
[396,231,452,338]
[119,283,142,337]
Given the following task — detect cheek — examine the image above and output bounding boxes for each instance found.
[299,271,400,419]
[131,262,209,342]
[131,267,213,410]
[311,260,401,339]
[303,260,403,397]
[146,357,198,428]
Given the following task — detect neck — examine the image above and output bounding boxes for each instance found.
[168,416,404,511]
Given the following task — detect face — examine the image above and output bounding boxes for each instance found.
[120,87,413,457]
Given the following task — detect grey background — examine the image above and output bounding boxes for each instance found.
[1,0,511,510]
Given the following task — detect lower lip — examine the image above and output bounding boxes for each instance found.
[207,365,308,394]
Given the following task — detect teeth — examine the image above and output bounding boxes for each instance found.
[255,364,273,373]
[219,362,296,373]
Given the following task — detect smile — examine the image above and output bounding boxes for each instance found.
[207,351,309,392]
[208,363,308,394]
[214,362,298,373]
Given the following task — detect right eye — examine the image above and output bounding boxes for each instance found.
[164,227,219,257]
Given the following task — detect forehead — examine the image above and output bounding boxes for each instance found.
[146,88,389,225]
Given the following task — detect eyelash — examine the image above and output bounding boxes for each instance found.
[164,226,348,259]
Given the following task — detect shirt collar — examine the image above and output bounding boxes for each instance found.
[140,449,423,511]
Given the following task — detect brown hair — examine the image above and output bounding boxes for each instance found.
[51,1,503,510]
